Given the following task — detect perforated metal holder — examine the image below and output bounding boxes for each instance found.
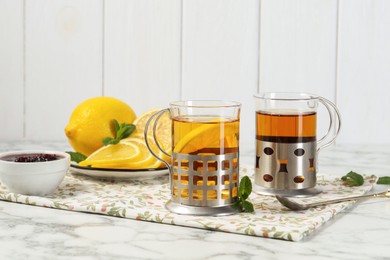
[254,140,322,197]
[165,152,240,216]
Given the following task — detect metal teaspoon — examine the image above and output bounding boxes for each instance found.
[276,189,390,210]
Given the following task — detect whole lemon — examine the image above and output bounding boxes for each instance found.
[65,96,136,156]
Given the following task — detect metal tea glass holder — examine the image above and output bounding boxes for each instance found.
[254,139,321,197]
[144,102,241,216]
[165,152,239,216]
[253,93,342,197]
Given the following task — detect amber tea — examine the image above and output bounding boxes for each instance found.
[256,110,317,143]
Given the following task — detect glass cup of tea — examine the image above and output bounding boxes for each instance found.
[254,92,341,197]
[145,100,241,216]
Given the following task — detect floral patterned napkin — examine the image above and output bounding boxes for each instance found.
[0,166,374,241]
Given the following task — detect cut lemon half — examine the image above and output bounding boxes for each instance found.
[79,142,142,167]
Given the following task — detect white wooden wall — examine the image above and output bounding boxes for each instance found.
[1,0,390,147]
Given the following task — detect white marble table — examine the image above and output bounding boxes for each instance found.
[1,142,389,259]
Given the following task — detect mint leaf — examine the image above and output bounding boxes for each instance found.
[234,176,255,213]
[102,137,120,146]
[66,151,87,163]
[341,171,364,186]
[242,200,254,212]
[377,176,390,185]
[117,124,135,140]
[239,176,252,200]
[113,120,120,133]
[103,120,135,146]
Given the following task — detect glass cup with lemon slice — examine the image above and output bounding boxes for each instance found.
[145,100,241,216]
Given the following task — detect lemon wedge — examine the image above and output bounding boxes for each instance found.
[79,142,142,167]
[119,137,163,169]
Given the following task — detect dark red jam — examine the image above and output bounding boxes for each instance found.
[1,153,63,163]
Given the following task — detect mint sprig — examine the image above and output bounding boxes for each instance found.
[341,171,390,186]
[341,171,364,187]
[234,176,255,213]
[377,176,390,185]
[102,119,135,146]
[66,151,87,163]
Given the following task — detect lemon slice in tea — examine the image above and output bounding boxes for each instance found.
[173,117,239,154]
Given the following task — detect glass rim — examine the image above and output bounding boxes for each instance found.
[254,92,319,101]
[170,100,241,108]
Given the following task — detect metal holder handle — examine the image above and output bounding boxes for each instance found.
[144,108,171,171]
[317,97,342,152]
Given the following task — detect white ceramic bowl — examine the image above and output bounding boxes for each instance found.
[0,150,70,196]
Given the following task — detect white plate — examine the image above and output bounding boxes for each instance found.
[69,163,169,180]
